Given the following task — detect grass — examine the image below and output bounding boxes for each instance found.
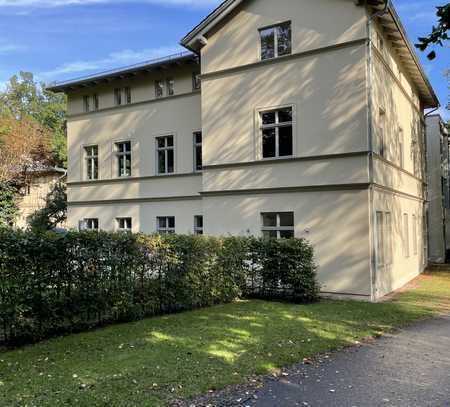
[1,272,449,407]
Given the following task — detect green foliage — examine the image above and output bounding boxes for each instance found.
[28,182,67,231]
[0,182,18,227]
[0,230,319,345]
[0,72,67,166]
[415,4,449,60]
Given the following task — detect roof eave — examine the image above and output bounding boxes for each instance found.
[47,52,198,93]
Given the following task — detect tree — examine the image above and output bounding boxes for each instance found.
[0,181,19,227]
[0,72,67,166]
[415,4,450,60]
[28,182,67,231]
[0,114,52,183]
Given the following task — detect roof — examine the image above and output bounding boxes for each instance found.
[47,51,198,93]
[180,0,439,108]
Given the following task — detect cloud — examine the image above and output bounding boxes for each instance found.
[0,0,220,8]
[39,45,184,79]
[0,43,25,54]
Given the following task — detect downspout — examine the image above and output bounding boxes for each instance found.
[367,0,390,301]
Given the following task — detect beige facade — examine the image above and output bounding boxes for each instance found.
[50,0,439,300]
[15,170,66,229]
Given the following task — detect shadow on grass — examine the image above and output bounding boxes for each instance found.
[0,296,434,407]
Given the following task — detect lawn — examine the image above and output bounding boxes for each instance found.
[1,272,449,407]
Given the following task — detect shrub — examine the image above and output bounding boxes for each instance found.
[0,229,319,345]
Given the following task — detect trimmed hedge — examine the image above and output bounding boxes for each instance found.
[0,229,319,345]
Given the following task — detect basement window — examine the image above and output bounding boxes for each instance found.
[261,212,294,239]
[260,21,291,61]
[157,216,175,234]
[79,218,98,230]
[194,215,203,235]
[116,217,132,232]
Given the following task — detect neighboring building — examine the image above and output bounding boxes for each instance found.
[426,115,450,263]
[48,0,439,300]
[15,167,67,229]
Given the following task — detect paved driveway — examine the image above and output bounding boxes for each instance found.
[187,316,450,407]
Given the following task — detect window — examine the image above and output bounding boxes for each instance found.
[84,145,98,180]
[260,22,291,61]
[376,212,385,267]
[261,107,293,158]
[385,212,392,265]
[166,78,174,96]
[83,95,90,112]
[79,218,98,231]
[155,80,164,98]
[157,216,175,234]
[376,211,392,268]
[93,94,99,111]
[378,108,386,158]
[156,135,174,174]
[124,87,131,104]
[403,213,410,257]
[192,71,201,90]
[193,132,202,171]
[194,215,203,235]
[412,214,418,255]
[114,88,122,106]
[398,128,404,168]
[116,141,132,177]
[261,212,294,239]
[116,217,132,232]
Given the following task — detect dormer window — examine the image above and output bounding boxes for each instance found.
[260,21,291,61]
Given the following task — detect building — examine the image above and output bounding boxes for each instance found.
[426,114,450,264]
[48,0,439,301]
[15,166,67,229]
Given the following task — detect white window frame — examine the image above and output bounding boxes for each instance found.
[166,78,174,96]
[257,105,295,160]
[84,145,99,180]
[194,215,203,235]
[192,71,201,90]
[92,94,99,111]
[259,21,292,61]
[124,87,131,104]
[115,141,132,178]
[261,212,294,239]
[193,131,202,172]
[116,217,132,232]
[157,216,175,234]
[376,211,392,269]
[79,218,100,230]
[83,95,90,112]
[398,127,404,168]
[155,80,164,98]
[114,88,122,106]
[403,213,410,258]
[156,135,175,175]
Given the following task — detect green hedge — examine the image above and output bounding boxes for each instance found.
[0,229,319,345]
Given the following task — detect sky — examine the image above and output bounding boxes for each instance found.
[0,0,448,119]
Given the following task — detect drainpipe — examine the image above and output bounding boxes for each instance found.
[366,0,390,301]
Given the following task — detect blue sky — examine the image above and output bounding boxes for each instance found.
[0,0,448,118]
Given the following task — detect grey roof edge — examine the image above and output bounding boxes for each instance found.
[387,2,439,108]
[180,0,236,49]
[47,51,197,93]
